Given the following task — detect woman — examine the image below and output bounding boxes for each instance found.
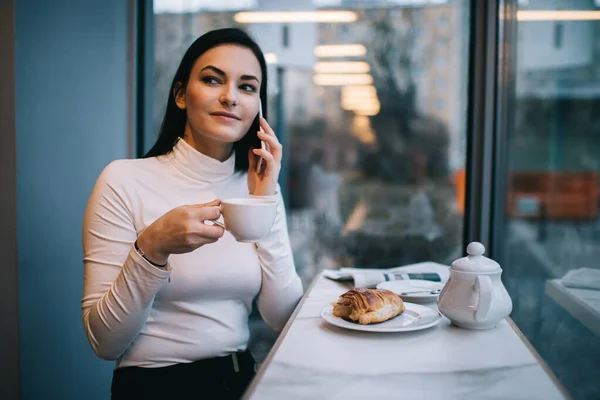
[81,28,303,399]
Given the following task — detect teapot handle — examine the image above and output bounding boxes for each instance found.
[474,275,492,321]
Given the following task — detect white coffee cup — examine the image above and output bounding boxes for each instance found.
[212,198,278,242]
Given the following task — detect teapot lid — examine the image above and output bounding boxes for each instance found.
[450,242,501,273]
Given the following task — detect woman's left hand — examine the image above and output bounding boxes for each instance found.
[248,118,282,196]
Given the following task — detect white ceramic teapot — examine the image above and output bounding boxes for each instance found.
[437,242,513,329]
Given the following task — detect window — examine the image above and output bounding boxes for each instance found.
[495,2,600,399]
[152,1,470,290]
[437,37,449,48]
[152,1,470,363]
[435,56,447,69]
[146,1,600,396]
[434,76,446,89]
[437,15,448,29]
[553,22,563,49]
[435,98,445,110]
[282,24,290,48]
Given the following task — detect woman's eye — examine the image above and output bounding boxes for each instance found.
[202,76,220,85]
[240,84,257,93]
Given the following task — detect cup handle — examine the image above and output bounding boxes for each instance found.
[211,219,225,229]
[474,275,492,322]
[208,204,225,228]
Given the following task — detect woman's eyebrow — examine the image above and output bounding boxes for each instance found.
[240,74,259,83]
[200,65,225,76]
[200,65,260,84]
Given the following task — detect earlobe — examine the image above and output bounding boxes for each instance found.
[173,82,186,110]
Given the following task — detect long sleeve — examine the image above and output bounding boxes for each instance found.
[252,187,304,333]
[81,162,171,360]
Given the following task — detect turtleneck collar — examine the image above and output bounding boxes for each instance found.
[169,138,236,183]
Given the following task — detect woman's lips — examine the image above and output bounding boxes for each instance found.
[210,112,240,122]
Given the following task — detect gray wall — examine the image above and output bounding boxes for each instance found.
[0,0,20,399]
[16,0,130,398]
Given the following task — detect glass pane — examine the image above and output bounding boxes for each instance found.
[496,2,600,399]
[153,0,470,289]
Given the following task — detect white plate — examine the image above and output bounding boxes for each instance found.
[376,280,445,303]
[320,303,441,333]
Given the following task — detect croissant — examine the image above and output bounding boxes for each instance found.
[332,288,405,325]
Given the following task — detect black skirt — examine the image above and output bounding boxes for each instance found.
[111,351,256,400]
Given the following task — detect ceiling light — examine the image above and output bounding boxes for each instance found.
[351,115,377,145]
[264,53,278,64]
[516,10,600,21]
[342,99,380,111]
[342,85,378,97]
[354,108,380,116]
[313,74,373,86]
[314,62,370,74]
[342,95,379,105]
[234,11,358,24]
[314,44,366,58]
[342,93,378,102]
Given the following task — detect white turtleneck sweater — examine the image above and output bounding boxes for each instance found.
[81,138,303,369]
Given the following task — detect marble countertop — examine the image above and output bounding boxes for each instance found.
[546,279,600,336]
[244,273,569,400]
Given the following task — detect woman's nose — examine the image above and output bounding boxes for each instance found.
[219,84,238,107]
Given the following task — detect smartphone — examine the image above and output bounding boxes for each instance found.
[256,100,267,173]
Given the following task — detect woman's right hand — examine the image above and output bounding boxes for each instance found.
[136,199,224,265]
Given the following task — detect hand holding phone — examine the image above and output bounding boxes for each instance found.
[256,100,269,173]
[248,98,280,196]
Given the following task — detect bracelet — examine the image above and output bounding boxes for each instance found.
[134,240,168,268]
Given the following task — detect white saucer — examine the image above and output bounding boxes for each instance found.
[377,280,445,303]
[320,303,441,333]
